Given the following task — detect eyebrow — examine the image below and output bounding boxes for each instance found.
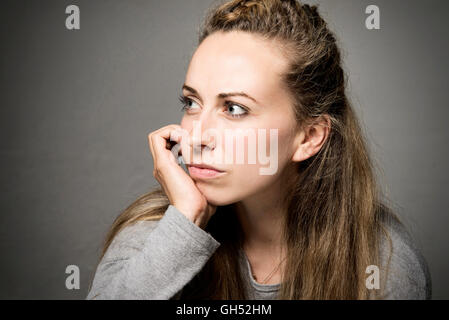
[182,84,258,104]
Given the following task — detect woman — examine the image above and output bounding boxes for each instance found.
[86,0,431,299]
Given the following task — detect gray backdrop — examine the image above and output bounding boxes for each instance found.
[1,0,448,299]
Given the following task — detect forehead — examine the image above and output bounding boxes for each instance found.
[185,31,290,103]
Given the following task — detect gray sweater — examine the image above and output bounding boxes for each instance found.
[86,205,431,300]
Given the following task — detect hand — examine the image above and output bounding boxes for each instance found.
[148,124,217,229]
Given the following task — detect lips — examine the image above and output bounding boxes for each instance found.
[186,163,225,172]
[187,163,226,179]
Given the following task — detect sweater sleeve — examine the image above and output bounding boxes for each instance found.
[379,218,432,300]
[86,204,221,300]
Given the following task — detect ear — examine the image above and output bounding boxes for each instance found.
[291,115,331,162]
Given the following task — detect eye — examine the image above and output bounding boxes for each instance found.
[178,94,249,119]
[178,94,200,112]
[224,101,248,118]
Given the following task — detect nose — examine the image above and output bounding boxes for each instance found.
[191,121,216,151]
[185,108,218,157]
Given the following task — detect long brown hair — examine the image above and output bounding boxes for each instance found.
[89,0,399,299]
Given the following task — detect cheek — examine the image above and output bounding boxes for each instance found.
[190,123,295,205]
[209,124,292,172]
[195,165,277,206]
[219,127,292,191]
[249,125,293,167]
[180,117,191,132]
[271,127,294,164]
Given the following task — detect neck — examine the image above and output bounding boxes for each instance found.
[233,164,297,284]
[234,167,292,254]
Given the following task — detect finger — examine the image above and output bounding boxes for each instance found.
[148,131,156,165]
[153,125,180,149]
[169,129,183,147]
[152,126,184,164]
[148,124,181,158]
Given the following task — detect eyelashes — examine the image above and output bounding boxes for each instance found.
[178,94,248,119]
[178,94,191,112]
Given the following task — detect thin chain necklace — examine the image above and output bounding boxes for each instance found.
[253,256,287,284]
[248,248,287,284]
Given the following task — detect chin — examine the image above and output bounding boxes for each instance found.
[195,185,236,206]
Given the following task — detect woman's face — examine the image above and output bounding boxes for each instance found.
[180,31,299,206]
